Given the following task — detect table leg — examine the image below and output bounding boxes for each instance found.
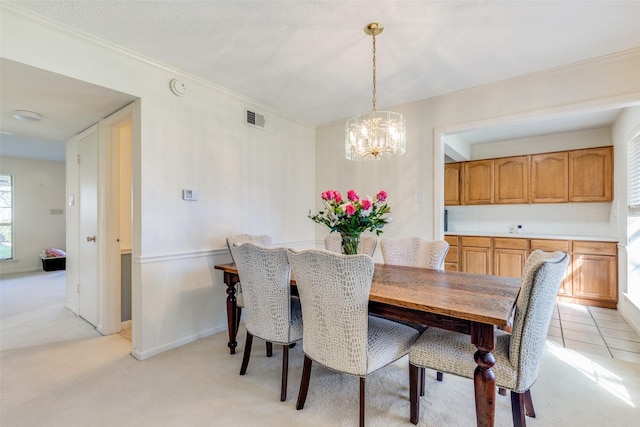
[471,322,497,427]
[223,271,239,354]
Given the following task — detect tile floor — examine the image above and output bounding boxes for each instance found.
[547,302,640,363]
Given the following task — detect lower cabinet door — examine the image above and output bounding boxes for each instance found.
[461,247,492,275]
[573,254,617,302]
[494,249,527,278]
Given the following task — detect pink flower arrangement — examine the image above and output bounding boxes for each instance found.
[309,189,392,236]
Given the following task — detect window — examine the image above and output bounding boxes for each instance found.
[629,124,640,216]
[0,174,13,260]
[628,124,640,302]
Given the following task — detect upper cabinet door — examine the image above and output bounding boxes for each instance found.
[463,160,494,205]
[444,163,462,206]
[530,152,569,203]
[494,156,530,204]
[569,147,613,202]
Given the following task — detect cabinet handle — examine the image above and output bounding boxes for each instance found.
[86,236,96,242]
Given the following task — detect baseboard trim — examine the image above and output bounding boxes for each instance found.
[131,324,227,361]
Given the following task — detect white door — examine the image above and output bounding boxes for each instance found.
[79,126,100,326]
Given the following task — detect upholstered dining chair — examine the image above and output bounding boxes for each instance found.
[324,233,377,257]
[229,242,303,401]
[380,237,449,269]
[380,236,450,373]
[226,234,272,352]
[287,248,420,427]
[407,250,569,426]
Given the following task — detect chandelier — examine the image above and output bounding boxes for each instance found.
[345,23,406,161]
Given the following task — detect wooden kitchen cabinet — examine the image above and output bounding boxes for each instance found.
[569,146,613,202]
[530,151,568,203]
[493,237,528,278]
[451,235,617,308]
[460,236,492,275]
[494,156,529,204]
[463,160,494,205]
[450,146,612,206]
[572,241,617,307]
[444,163,462,206]
[444,235,459,271]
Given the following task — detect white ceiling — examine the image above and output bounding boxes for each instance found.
[2,1,640,161]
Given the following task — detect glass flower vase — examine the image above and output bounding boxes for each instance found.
[341,233,360,255]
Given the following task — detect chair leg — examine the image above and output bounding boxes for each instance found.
[235,306,242,335]
[266,341,273,357]
[419,367,425,396]
[499,387,507,396]
[436,371,443,382]
[296,355,313,410]
[524,390,536,418]
[280,344,289,401]
[409,363,420,425]
[359,377,366,427]
[510,391,527,427]
[239,331,253,375]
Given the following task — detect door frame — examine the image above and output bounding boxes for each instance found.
[98,104,134,335]
[66,102,137,337]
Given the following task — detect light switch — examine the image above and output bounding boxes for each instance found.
[182,189,199,201]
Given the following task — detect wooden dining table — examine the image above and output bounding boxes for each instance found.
[214,262,521,427]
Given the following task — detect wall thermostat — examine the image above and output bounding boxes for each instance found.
[182,189,199,201]
[170,78,186,96]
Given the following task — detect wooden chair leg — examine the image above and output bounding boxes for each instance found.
[499,387,507,396]
[359,377,365,427]
[409,363,420,425]
[280,344,289,401]
[235,306,242,335]
[436,371,443,382]
[239,331,253,375]
[266,341,273,357]
[419,367,425,396]
[296,355,313,410]
[510,391,526,427]
[524,389,536,418]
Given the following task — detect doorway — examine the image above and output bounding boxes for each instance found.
[65,103,135,340]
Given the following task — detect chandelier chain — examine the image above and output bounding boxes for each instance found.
[372,32,377,114]
[344,22,406,161]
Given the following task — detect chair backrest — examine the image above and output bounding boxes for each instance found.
[287,249,374,376]
[510,250,569,391]
[380,237,449,269]
[324,234,377,257]
[229,242,294,344]
[226,234,272,262]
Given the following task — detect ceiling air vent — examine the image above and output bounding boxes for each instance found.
[245,109,266,129]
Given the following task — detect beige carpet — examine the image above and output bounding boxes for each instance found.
[2,271,640,426]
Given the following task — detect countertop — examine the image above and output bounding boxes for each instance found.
[444,231,619,242]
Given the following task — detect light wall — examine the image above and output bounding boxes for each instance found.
[3,5,640,355]
[316,49,640,324]
[470,127,611,159]
[612,105,640,333]
[317,49,640,253]
[0,157,66,275]
[2,6,316,359]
